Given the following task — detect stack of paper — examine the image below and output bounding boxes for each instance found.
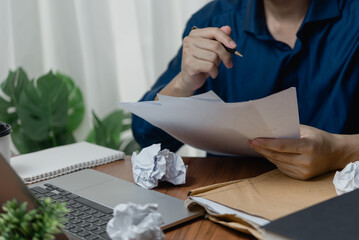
[119,88,300,156]
[186,169,337,239]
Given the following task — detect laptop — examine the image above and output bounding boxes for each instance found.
[0,154,204,240]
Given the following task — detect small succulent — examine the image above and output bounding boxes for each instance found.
[0,198,68,240]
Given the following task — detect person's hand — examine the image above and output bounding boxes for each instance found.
[177,26,237,95]
[248,125,348,180]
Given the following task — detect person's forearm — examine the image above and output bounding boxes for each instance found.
[154,72,195,100]
[334,134,359,169]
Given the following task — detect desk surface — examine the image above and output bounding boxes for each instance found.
[94,156,275,240]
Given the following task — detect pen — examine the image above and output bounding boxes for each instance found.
[191,26,243,57]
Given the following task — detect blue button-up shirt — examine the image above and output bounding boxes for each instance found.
[132,0,359,153]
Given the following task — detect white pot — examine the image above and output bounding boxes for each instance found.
[0,122,11,163]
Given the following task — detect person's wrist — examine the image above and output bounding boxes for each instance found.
[156,72,195,99]
[332,134,358,170]
[172,72,196,97]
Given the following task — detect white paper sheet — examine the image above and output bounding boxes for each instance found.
[190,196,270,227]
[119,88,300,156]
[157,90,223,103]
[106,203,164,240]
[131,144,187,189]
[333,161,359,195]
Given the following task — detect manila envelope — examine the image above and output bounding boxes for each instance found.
[185,169,337,239]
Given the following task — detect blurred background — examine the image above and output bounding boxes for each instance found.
[0,0,210,156]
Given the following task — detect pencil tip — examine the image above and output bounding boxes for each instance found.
[235,51,243,57]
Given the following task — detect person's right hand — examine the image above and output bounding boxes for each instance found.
[178,26,237,95]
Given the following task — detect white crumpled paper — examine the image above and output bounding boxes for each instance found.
[131,144,187,189]
[106,203,164,240]
[333,161,359,195]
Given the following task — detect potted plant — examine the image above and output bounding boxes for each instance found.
[0,67,140,155]
[0,198,68,240]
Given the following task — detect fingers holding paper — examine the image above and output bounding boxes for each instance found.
[248,125,346,180]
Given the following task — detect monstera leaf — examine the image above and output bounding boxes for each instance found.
[0,68,30,126]
[55,72,84,133]
[18,72,69,142]
[0,68,85,153]
[0,67,137,155]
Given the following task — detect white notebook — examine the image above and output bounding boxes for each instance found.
[10,142,124,184]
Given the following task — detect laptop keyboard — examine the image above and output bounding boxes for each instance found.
[30,183,112,240]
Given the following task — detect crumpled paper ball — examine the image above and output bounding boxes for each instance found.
[106,203,164,240]
[333,161,359,195]
[131,144,187,189]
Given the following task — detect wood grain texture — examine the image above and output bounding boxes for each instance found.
[94,156,275,240]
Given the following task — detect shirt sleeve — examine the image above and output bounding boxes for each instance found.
[131,46,184,152]
[131,16,198,151]
[131,9,209,152]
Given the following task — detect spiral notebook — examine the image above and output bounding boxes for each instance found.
[10,142,124,184]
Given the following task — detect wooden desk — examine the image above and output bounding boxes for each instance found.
[94,156,275,240]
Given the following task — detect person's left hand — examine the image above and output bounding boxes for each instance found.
[248,125,346,180]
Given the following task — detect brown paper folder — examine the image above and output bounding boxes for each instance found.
[185,169,337,239]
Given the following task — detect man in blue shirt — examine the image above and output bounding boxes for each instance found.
[132,0,359,180]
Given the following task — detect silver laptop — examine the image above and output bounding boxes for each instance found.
[0,154,204,240]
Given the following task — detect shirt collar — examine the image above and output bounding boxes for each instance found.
[243,0,268,39]
[304,0,341,23]
[243,0,342,38]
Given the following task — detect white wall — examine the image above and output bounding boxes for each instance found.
[0,0,210,156]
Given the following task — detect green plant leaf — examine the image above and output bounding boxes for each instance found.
[0,68,83,153]
[11,126,41,154]
[17,71,69,143]
[0,97,15,125]
[121,137,141,155]
[11,124,53,154]
[55,72,84,133]
[0,199,68,239]
[0,67,29,125]
[94,111,114,148]
[86,110,127,149]
[86,110,141,154]
[1,67,29,107]
[55,132,76,146]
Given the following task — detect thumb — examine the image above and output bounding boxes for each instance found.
[220,25,232,35]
